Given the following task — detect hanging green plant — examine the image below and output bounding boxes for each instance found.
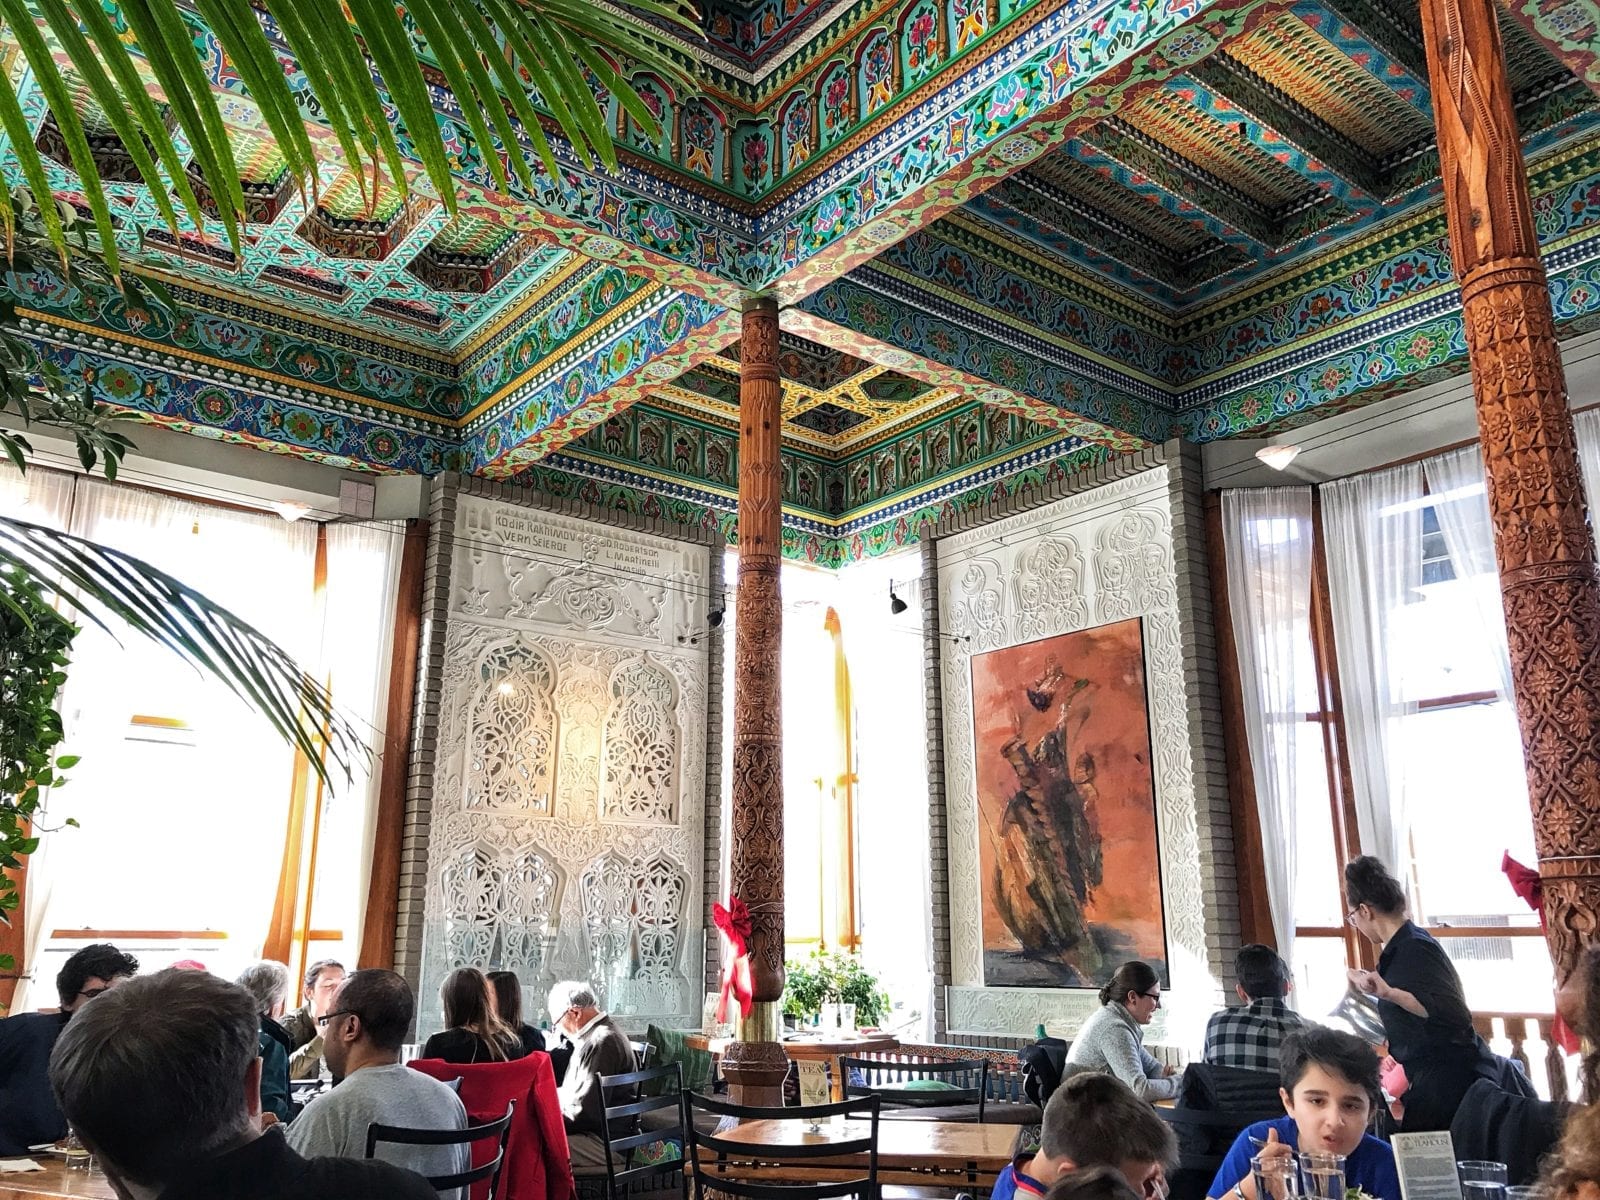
[0,567,80,981]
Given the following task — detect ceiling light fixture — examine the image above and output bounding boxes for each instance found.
[1254,444,1302,471]
[269,499,313,522]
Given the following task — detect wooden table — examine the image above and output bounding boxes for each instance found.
[693,1118,1016,1190]
[0,1160,115,1200]
[684,1033,901,1101]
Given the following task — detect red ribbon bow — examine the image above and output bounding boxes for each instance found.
[713,896,753,1023]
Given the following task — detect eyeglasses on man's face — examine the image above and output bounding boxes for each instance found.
[76,986,112,1002]
[317,1008,358,1028]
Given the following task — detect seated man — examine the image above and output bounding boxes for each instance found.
[1203,945,1307,1073]
[48,968,437,1200]
[993,1074,1177,1200]
[548,980,637,1172]
[235,960,295,1124]
[1207,1028,1400,1200]
[280,958,346,1081]
[0,941,138,1155]
[287,969,469,1190]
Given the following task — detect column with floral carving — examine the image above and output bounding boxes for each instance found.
[721,296,790,1104]
[1421,0,1600,980]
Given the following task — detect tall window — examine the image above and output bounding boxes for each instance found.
[1221,461,1553,1026]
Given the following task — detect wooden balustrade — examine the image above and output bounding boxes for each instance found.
[1471,1011,1572,1101]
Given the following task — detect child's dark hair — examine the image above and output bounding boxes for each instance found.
[1280,1027,1382,1111]
[1043,1167,1142,1200]
[1041,1073,1177,1169]
[1235,944,1291,1001]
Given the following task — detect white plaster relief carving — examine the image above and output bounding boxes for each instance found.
[936,467,1215,1036]
[420,495,708,1034]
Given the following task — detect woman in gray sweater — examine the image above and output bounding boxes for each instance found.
[1065,961,1181,1102]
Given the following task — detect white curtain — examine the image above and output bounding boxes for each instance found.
[1220,488,1313,963]
[1420,446,1515,703]
[1322,463,1424,878]
[321,521,404,968]
[1575,410,1600,529]
[0,466,77,1011]
[838,552,934,1037]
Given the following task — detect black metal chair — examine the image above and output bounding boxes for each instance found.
[686,1092,880,1200]
[840,1054,989,1122]
[587,1062,690,1200]
[366,1099,516,1198]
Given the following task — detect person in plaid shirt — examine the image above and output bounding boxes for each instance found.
[1203,945,1307,1073]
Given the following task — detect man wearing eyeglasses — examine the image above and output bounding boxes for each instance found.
[0,941,138,1155]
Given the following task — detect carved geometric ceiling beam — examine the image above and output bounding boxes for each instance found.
[1292,0,1433,107]
[1180,62,1384,205]
[1077,123,1283,247]
[794,272,1169,449]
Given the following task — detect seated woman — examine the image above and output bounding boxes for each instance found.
[422,967,521,1064]
[1207,1028,1399,1200]
[487,970,545,1058]
[1065,962,1180,1102]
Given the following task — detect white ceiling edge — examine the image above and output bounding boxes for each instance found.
[12,420,429,522]
[1202,326,1600,490]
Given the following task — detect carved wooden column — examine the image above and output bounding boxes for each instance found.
[1422,0,1600,979]
[722,295,789,1105]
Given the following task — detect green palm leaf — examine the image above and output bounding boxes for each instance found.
[0,515,368,790]
[6,0,702,263]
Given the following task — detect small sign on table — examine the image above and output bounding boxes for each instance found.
[1392,1133,1466,1200]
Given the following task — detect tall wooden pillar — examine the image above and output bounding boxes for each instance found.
[722,295,790,1105]
[1422,0,1600,978]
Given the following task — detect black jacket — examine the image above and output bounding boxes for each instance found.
[0,1010,70,1155]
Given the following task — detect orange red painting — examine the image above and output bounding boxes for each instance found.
[970,617,1167,988]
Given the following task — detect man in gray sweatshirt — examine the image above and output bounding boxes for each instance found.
[548,980,638,1172]
[288,970,468,1196]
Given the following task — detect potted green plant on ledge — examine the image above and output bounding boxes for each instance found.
[781,948,891,1031]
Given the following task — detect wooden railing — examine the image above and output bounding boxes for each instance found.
[1472,1012,1574,1101]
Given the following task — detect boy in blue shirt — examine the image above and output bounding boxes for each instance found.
[994,1074,1178,1200]
[1208,1028,1400,1200]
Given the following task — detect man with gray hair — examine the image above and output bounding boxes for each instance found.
[48,968,437,1199]
[236,961,294,1123]
[547,980,637,1172]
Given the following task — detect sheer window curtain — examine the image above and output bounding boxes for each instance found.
[1221,488,1313,964]
[1575,410,1600,528]
[1322,463,1424,878]
[1421,447,1515,702]
[0,466,77,1011]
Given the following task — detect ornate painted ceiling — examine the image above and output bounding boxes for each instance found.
[5,0,1600,562]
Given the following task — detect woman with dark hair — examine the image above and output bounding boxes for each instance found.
[486,970,545,1058]
[1343,855,1495,1131]
[1063,961,1180,1101]
[1555,944,1600,1103]
[422,967,520,1064]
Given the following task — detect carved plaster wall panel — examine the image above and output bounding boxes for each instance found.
[419,496,708,1033]
[936,466,1213,1039]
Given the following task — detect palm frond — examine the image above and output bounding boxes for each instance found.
[6,0,703,264]
[0,515,368,790]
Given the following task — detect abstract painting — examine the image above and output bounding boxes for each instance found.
[970,617,1167,988]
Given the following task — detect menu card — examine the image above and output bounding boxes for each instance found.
[798,1060,830,1106]
[1392,1133,1466,1200]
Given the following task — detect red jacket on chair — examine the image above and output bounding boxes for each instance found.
[410,1053,575,1200]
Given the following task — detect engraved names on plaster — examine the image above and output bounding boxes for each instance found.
[419,495,709,1032]
[938,468,1208,1037]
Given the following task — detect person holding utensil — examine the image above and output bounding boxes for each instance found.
[1206,1028,1400,1200]
[1342,856,1497,1132]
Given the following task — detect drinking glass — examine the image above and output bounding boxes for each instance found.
[1297,1152,1346,1200]
[1459,1161,1509,1200]
[1252,1153,1300,1200]
[61,1129,91,1172]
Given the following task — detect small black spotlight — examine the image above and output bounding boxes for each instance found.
[708,606,726,628]
[889,585,908,616]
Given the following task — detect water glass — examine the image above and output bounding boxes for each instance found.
[1252,1153,1300,1200]
[1298,1152,1346,1200]
[1459,1161,1509,1200]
